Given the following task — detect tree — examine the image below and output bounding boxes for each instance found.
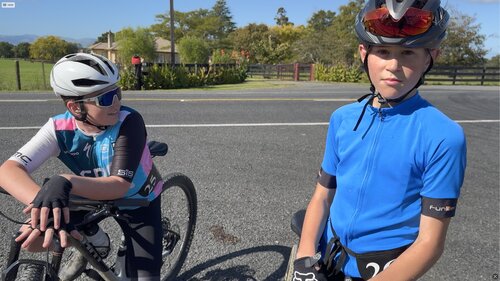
[177,36,210,64]
[325,0,364,65]
[437,7,488,66]
[307,10,336,31]
[0,42,14,58]
[13,42,31,58]
[228,24,270,63]
[151,5,235,52]
[210,0,236,50]
[275,7,293,26]
[95,31,114,44]
[265,25,306,63]
[152,9,217,42]
[29,36,79,62]
[293,0,363,65]
[211,0,236,35]
[485,54,499,68]
[115,27,156,65]
[292,30,330,63]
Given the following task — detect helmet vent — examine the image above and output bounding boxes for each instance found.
[70,56,107,76]
[95,56,116,75]
[72,79,109,87]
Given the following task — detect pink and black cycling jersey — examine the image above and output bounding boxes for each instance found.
[9,106,163,205]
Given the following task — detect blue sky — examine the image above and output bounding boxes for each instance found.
[1,0,499,57]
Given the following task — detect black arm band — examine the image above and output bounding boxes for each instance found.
[317,168,337,189]
[421,197,458,218]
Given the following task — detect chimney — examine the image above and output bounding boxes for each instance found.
[107,30,112,49]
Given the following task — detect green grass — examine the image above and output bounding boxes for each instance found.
[0,59,53,91]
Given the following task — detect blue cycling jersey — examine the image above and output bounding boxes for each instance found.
[318,93,467,277]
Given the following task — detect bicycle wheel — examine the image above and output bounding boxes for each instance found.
[159,173,197,281]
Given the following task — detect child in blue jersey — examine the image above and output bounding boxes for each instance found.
[0,53,164,280]
[293,1,467,280]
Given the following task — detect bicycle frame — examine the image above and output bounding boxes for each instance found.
[3,196,153,281]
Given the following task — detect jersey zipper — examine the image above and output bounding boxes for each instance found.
[345,109,385,248]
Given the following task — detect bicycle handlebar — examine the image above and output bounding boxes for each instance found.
[0,186,150,209]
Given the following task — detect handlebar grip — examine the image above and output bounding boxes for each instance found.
[68,197,150,208]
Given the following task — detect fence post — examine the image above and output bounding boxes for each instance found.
[452,67,457,85]
[481,67,486,86]
[15,60,21,90]
[294,63,300,81]
[310,64,315,81]
[42,62,47,89]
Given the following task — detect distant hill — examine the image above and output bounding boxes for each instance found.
[0,34,95,48]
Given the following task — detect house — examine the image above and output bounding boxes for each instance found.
[87,32,180,64]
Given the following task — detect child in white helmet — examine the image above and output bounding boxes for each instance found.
[0,53,164,280]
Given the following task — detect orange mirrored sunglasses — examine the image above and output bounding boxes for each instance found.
[363,7,434,38]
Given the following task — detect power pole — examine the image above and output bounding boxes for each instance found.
[170,0,175,66]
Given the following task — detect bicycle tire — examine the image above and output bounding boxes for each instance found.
[159,173,197,281]
[15,264,46,281]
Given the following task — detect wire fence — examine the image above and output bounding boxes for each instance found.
[0,58,53,91]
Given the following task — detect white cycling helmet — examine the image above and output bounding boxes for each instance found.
[50,53,120,97]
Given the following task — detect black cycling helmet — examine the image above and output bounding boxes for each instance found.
[352,0,450,131]
[355,0,450,49]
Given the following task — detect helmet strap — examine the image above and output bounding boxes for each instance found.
[70,102,108,131]
[353,48,433,131]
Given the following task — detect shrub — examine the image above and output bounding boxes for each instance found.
[315,63,362,83]
[120,64,247,90]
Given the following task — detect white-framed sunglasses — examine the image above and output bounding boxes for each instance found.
[79,87,122,107]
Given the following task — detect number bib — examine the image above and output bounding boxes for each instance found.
[354,245,409,280]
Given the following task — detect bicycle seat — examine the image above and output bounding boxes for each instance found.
[291,209,306,237]
[148,141,168,157]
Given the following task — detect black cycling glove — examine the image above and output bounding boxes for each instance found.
[293,254,328,281]
[31,175,72,209]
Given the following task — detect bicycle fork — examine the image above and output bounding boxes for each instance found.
[2,232,60,281]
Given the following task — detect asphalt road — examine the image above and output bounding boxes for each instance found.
[0,82,498,280]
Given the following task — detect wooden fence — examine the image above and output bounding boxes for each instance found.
[247,64,314,81]
[247,64,500,85]
[426,66,499,85]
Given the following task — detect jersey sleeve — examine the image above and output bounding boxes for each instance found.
[8,119,60,173]
[420,125,467,218]
[109,111,147,182]
[319,112,340,189]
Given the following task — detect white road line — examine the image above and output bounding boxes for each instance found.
[0,120,498,130]
[0,99,48,102]
[0,98,353,103]
[147,122,329,128]
[455,120,500,123]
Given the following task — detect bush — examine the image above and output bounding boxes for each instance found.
[315,63,362,83]
[120,64,247,90]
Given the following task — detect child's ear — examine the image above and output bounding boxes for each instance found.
[359,44,368,64]
[66,100,81,115]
